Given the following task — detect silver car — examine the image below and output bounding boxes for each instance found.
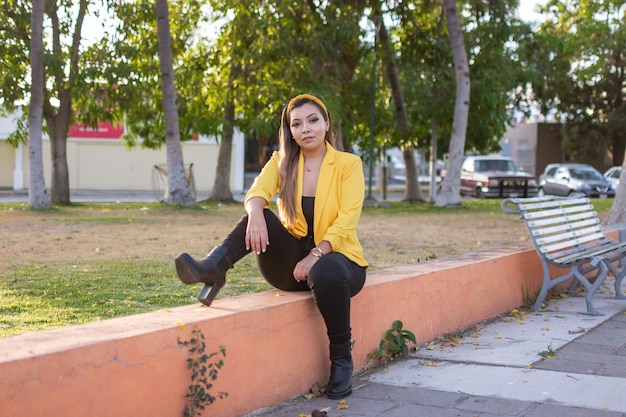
[538,163,616,198]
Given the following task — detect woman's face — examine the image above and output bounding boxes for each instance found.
[289,102,329,152]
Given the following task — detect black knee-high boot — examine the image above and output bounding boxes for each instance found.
[175,246,234,306]
[175,214,250,306]
[327,341,353,400]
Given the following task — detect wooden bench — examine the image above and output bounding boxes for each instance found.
[502,194,626,315]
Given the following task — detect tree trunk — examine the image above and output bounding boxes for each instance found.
[378,14,423,202]
[257,135,269,169]
[156,0,195,206]
[604,155,626,225]
[28,0,49,209]
[436,0,470,207]
[47,110,71,205]
[335,119,345,152]
[429,116,439,203]
[44,0,88,204]
[211,63,240,202]
[402,148,421,200]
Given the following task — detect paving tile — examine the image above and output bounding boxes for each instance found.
[596,362,626,378]
[379,403,500,417]
[333,397,399,416]
[552,349,626,364]
[523,403,624,417]
[533,357,604,374]
[579,328,626,347]
[615,345,626,356]
[350,381,404,400]
[456,395,534,415]
[608,312,626,324]
[246,393,398,417]
[563,341,619,355]
[388,386,465,407]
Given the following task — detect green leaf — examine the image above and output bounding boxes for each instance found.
[392,320,403,332]
[402,330,417,344]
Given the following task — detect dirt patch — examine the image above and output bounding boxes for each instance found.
[0,202,532,274]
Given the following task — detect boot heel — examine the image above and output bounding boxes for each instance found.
[198,283,222,307]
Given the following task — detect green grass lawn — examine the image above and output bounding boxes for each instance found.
[0,197,615,338]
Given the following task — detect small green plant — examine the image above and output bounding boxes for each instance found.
[371,320,417,362]
[539,343,556,359]
[183,327,228,417]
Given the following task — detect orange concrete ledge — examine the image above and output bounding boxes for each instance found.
[0,247,544,417]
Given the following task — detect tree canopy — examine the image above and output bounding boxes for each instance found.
[2,0,624,205]
[526,0,625,165]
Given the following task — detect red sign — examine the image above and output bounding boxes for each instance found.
[68,121,124,139]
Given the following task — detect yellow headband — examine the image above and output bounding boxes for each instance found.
[286,94,329,119]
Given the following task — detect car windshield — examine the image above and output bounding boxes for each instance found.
[570,167,604,181]
[476,160,516,172]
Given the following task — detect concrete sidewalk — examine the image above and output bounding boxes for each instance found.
[249,278,626,417]
[0,189,214,203]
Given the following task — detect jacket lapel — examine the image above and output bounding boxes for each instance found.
[314,143,336,233]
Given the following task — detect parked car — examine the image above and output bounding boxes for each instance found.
[538,163,616,198]
[458,155,538,198]
[604,166,621,187]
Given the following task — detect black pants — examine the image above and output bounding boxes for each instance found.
[221,209,366,345]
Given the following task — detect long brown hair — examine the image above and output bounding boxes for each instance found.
[277,94,336,230]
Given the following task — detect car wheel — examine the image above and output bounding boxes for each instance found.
[537,187,545,197]
[475,188,484,199]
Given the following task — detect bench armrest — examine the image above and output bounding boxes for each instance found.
[601,222,626,233]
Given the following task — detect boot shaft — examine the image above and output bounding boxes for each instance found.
[329,341,353,360]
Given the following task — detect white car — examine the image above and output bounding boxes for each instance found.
[604,166,621,187]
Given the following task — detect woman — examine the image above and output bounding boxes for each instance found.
[175,93,368,400]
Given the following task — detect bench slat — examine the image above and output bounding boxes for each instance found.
[529,218,600,237]
[553,241,626,264]
[531,226,601,242]
[543,237,614,261]
[517,197,589,211]
[538,229,604,253]
[522,204,595,220]
[525,211,597,228]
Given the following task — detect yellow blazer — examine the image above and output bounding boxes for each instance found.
[245,143,368,267]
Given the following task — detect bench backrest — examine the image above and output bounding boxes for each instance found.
[502,195,609,265]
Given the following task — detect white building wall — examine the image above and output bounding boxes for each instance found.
[0,114,245,194]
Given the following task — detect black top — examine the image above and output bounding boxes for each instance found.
[302,196,315,240]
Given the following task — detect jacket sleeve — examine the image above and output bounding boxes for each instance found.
[319,154,365,255]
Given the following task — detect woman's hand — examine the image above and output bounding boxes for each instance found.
[245,197,269,254]
[293,254,318,282]
[293,242,330,282]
